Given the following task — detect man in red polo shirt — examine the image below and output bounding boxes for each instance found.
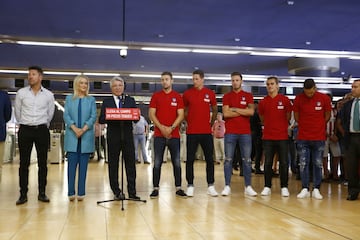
[148,71,187,198]
[258,76,292,197]
[183,69,218,197]
[221,72,257,197]
[294,79,331,200]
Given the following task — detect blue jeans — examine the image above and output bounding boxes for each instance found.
[224,134,252,186]
[186,134,215,186]
[263,140,289,188]
[153,137,182,188]
[67,151,90,196]
[297,140,325,189]
[133,134,148,162]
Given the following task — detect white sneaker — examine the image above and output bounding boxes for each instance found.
[207,186,218,197]
[244,186,257,197]
[312,188,323,200]
[186,186,194,197]
[281,187,290,197]
[297,188,310,199]
[261,187,271,196]
[221,186,231,196]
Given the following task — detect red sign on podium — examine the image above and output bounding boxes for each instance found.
[105,108,140,120]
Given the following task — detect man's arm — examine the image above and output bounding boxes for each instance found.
[223,104,255,118]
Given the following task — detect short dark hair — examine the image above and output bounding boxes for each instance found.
[28,66,43,75]
[161,71,173,79]
[304,78,315,89]
[231,72,243,79]
[192,69,204,78]
[267,76,279,84]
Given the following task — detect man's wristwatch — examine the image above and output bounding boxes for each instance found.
[171,125,175,130]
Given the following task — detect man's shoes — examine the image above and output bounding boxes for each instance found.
[16,195,27,205]
[221,186,231,196]
[68,195,76,201]
[144,161,151,164]
[255,169,264,174]
[150,189,159,198]
[261,187,271,196]
[346,193,358,201]
[297,188,310,199]
[175,189,187,198]
[114,192,125,200]
[244,186,257,197]
[129,194,141,200]
[312,188,323,200]
[281,187,290,197]
[38,193,50,203]
[186,186,194,197]
[207,186,218,197]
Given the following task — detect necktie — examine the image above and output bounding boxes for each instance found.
[353,98,359,131]
[118,96,122,108]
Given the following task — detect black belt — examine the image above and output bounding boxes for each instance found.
[20,124,47,129]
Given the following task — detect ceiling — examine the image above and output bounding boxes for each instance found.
[0,0,359,98]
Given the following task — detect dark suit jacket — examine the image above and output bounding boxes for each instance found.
[99,95,137,138]
[339,98,355,146]
[0,91,12,141]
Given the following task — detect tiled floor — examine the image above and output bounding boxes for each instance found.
[0,159,358,240]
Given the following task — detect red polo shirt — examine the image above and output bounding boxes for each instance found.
[149,90,184,138]
[258,94,292,140]
[223,90,253,134]
[293,91,332,141]
[183,87,217,134]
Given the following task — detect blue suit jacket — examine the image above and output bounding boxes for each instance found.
[339,98,355,146]
[63,95,97,153]
[0,91,12,141]
[99,95,137,138]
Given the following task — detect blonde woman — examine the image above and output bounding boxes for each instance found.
[64,75,97,201]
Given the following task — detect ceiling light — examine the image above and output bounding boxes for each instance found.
[192,49,239,54]
[83,72,120,76]
[129,74,161,78]
[76,44,128,49]
[250,52,295,57]
[348,56,360,60]
[141,47,191,52]
[16,41,75,47]
[0,69,28,74]
[44,71,81,75]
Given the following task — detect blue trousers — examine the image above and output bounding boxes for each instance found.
[67,151,90,196]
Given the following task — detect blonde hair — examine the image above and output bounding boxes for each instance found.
[73,74,90,99]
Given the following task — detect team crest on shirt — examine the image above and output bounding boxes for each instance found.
[204,94,210,102]
[315,101,322,110]
[277,101,284,109]
[171,98,178,106]
[240,96,247,105]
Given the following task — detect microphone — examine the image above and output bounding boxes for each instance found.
[120,94,125,105]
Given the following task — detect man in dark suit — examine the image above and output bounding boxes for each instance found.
[99,76,140,200]
[0,90,12,181]
[338,79,360,201]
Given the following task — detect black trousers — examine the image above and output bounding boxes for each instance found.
[107,133,137,196]
[18,125,50,195]
[346,134,360,195]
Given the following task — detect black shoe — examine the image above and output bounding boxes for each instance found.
[144,161,151,164]
[16,195,27,205]
[114,192,126,200]
[38,194,50,203]
[255,169,264,174]
[347,193,358,201]
[176,189,187,198]
[129,194,141,200]
[150,189,159,198]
